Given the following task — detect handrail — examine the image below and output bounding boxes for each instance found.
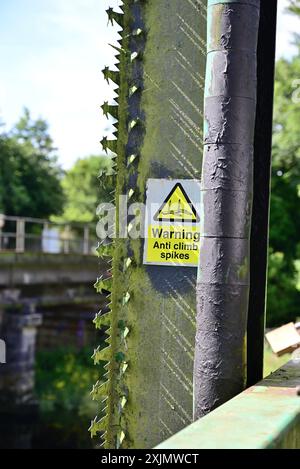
[0,214,94,228]
[0,214,97,256]
[156,360,300,449]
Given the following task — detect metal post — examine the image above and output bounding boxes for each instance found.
[247,0,278,387]
[83,226,90,255]
[63,225,70,254]
[42,222,49,253]
[194,0,260,418]
[16,218,25,253]
[0,214,5,251]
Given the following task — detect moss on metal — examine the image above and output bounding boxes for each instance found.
[91,0,206,449]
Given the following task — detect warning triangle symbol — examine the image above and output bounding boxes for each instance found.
[154,183,200,223]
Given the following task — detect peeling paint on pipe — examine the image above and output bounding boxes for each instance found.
[194,0,260,419]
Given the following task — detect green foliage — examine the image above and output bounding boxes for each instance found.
[11,107,58,159]
[267,21,300,325]
[269,176,300,260]
[56,155,113,224]
[288,0,300,17]
[267,250,300,326]
[34,347,106,449]
[272,57,300,187]
[0,108,64,218]
[0,109,112,223]
[35,347,104,415]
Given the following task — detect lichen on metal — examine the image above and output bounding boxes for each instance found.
[91,0,206,449]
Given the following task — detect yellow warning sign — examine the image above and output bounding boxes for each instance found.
[146,225,200,265]
[144,179,201,267]
[154,183,199,223]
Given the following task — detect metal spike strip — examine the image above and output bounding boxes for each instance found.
[95,240,113,259]
[101,102,119,120]
[92,0,147,448]
[93,311,111,329]
[102,66,120,86]
[106,8,124,28]
[89,407,106,433]
[94,0,125,447]
[100,136,117,155]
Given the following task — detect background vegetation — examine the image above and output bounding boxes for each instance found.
[267,0,300,325]
[0,108,112,222]
[0,0,299,450]
[33,347,104,449]
[2,39,300,326]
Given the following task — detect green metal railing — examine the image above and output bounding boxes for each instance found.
[156,360,300,449]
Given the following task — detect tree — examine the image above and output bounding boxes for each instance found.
[266,2,300,326]
[0,109,64,218]
[58,155,113,224]
[288,0,300,16]
[267,249,300,325]
[11,107,57,159]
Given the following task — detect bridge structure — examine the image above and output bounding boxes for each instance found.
[0,215,104,413]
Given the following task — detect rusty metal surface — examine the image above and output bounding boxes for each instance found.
[157,359,300,449]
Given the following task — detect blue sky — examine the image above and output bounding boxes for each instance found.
[0,0,299,168]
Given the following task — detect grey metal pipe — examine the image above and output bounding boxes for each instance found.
[194,0,261,418]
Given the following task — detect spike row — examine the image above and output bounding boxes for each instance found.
[93,311,111,329]
[102,66,120,86]
[101,102,119,120]
[106,8,124,28]
[93,2,127,448]
[95,240,113,259]
[93,0,147,448]
[92,345,111,365]
[100,136,117,155]
[89,415,108,438]
[94,275,112,295]
[91,379,109,402]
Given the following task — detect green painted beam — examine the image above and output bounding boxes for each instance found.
[156,360,300,449]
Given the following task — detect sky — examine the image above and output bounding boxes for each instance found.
[0,0,299,169]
